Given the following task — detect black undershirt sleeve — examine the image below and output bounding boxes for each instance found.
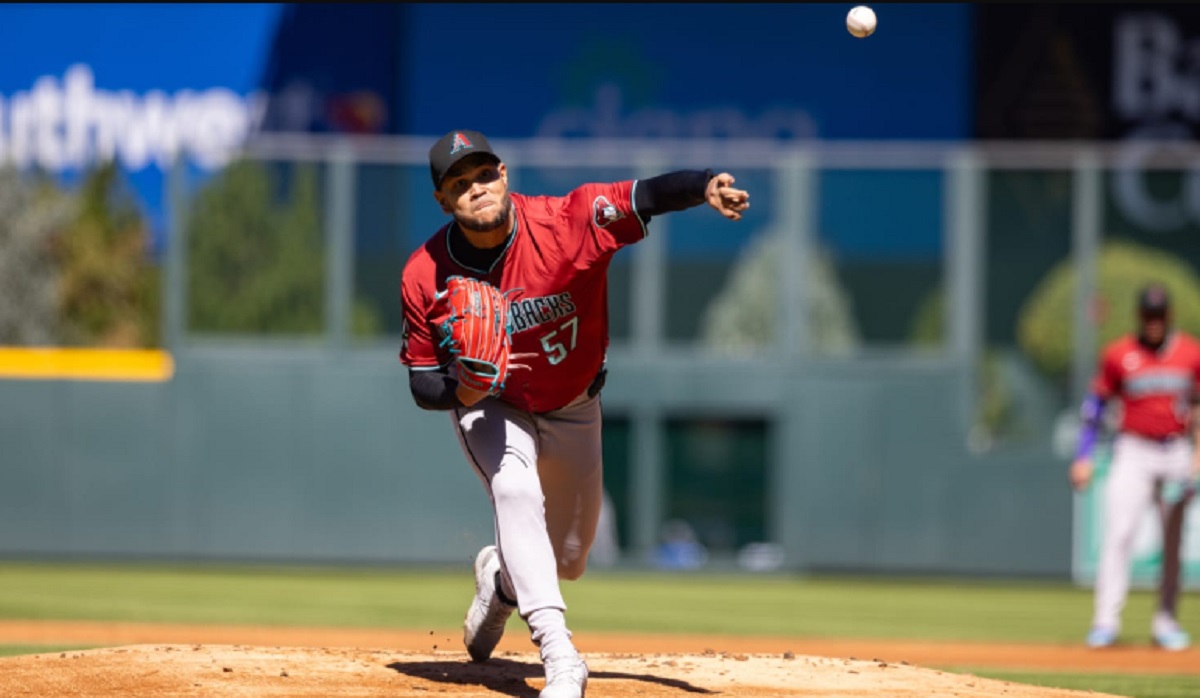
[409,368,464,411]
[634,169,715,220]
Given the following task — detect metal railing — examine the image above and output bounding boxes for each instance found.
[164,134,1157,412]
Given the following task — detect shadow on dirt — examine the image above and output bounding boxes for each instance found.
[388,657,718,696]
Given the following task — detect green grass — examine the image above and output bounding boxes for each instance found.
[0,561,1196,698]
[0,562,1193,646]
[0,562,473,628]
[570,574,1117,642]
[0,645,96,658]
[966,669,1200,698]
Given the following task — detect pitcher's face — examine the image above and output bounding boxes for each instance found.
[435,157,510,233]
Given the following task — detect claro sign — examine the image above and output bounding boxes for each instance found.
[0,64,263,172]
[1113,12,1200,232]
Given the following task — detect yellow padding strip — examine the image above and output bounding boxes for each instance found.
[0,348,174,382]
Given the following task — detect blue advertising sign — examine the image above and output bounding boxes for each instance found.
[0,4,282,250]
[403,4,973,142]
[0,3,973,259]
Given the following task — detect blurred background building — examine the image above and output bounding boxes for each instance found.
[0,3,1198,586]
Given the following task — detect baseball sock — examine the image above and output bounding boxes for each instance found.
[528,608,574,659]
[496,571,518,607]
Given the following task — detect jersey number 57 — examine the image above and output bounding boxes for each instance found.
[539,317,579,365]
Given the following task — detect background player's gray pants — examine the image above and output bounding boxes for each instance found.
[1094,434,1194,630]
[453,390,604,621]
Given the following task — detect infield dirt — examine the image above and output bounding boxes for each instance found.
[0,621,1194,696]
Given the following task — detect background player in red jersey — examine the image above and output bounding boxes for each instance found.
[398,129,749,697]
[1070,284,1200,651]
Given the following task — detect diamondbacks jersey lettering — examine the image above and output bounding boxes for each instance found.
[1092,332,1200,439]
[508,292,578,334]
[400,180,646,413]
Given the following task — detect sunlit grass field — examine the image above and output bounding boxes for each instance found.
[0,562,1196,697]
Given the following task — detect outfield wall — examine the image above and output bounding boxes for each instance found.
[0,136,1100,578]
[0,346,1072,577]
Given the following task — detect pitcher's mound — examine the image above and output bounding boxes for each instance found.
[0,644,1120,697]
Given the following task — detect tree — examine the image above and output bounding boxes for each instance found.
[186,159,382,336]
[700,232,860,356]
[1017,239,1200,383]
[0,163,162,348]
[57,161,161,347]
[0,168,76,345]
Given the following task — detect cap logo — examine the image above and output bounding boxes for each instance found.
[450,132,473,155]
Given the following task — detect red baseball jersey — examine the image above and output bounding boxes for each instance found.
[1091,332,1200,438]
[399,181,646,413]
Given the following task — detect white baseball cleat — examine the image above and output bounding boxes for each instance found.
[540,651,588,698]
[463,545,516,663]
[1085,626,1118,648]
[1153,627,1191,651]
[1152,613,1191,651]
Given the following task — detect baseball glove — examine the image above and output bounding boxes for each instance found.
[438,275,514,395]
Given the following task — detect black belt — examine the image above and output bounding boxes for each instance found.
[586,367,607,398]
[533,367,607,415]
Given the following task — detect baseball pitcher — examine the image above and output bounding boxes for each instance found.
[1071,284,1200,651]
[398,129,749,697]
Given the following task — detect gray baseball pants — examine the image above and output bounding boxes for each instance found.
[452,389,604,620]
[1093,433,1194,630]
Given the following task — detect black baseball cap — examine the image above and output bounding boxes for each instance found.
[428,129,500,189]
[1138,283,1171,318]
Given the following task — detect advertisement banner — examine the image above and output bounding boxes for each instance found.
[404,4,972,142]
[976,4,1200,241]
[0,5,283,249]
[0,4,975,259]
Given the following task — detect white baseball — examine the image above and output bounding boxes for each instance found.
[847,5,877,38]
